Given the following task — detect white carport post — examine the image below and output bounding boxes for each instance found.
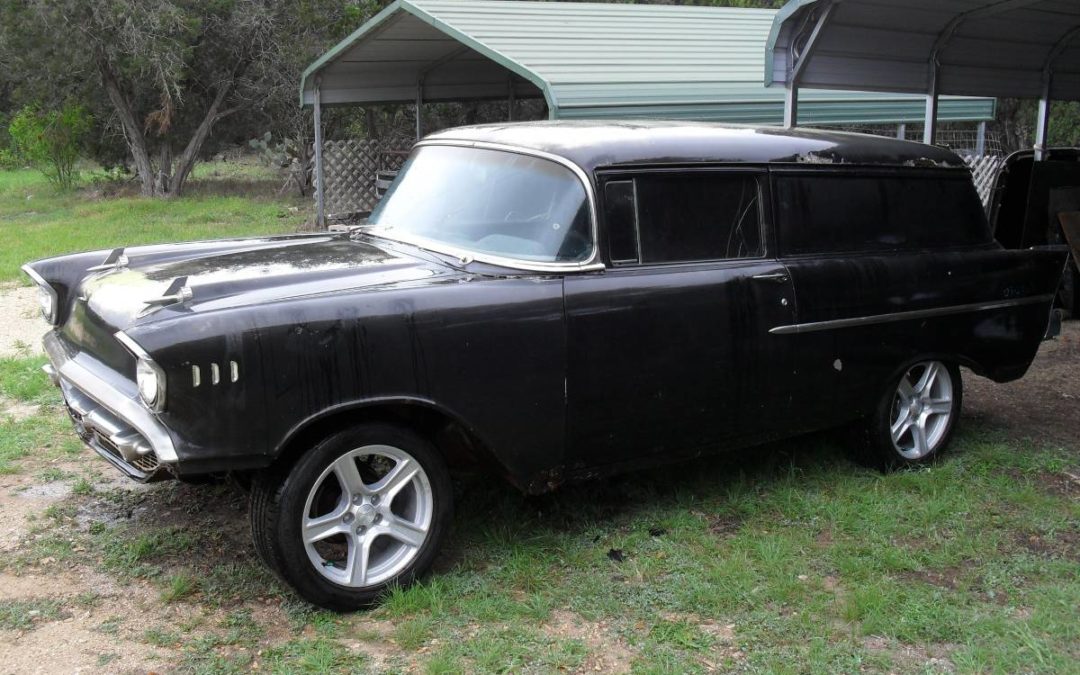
[313,77,326,230]
[783,1,835,128]
[923,76,939,145]
[1034,90,1051,161]
[1035,26,1080,160]
[415,80,423,141]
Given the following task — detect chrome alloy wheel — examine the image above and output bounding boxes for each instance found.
[889,361,954,460]
[301,445,433,588]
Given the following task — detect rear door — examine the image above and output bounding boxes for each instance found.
[770,167,1022,434]
[564,168,796,469]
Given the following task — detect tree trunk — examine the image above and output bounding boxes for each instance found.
[98,58,155,196]
[168,83,235,197]
[156,144,173,197]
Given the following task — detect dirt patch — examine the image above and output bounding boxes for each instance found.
[963,321,1080,448]
[898,566,964,592]
[707,512,744,537]
[0,285,45,358]
[0,477,71,553]
[1014,529,1080,561]
[1004,467,1079,500]
[0,570,168,674]
[0,397,39,422]
[340,618,398,672]
[863,636,957,673]
[542,609,636,673]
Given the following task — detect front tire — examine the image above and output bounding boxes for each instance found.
[854,360,962,471]
[250,423,452,611]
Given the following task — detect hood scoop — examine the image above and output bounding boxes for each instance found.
[139,276,193,317]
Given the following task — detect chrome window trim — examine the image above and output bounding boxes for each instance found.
[20,263,58,325]
[769,294,1056,335]
[366,140,605,275]
[43,331,178,463]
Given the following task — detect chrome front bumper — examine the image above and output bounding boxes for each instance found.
[43,332,176,482]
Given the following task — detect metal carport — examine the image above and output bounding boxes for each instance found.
[301,0,995,225]
[765,0,1080,154]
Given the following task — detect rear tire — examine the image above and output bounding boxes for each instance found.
[852,360,962,471]
[250,423,452,611]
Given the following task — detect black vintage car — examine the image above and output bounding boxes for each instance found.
[23,122,1068,610]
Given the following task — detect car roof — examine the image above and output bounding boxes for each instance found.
[423,120,967,172]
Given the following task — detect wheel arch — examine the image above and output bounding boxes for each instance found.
[270,397,514,485]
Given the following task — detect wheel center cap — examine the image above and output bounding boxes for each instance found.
[355,503,377,527]
[910,400,922,415]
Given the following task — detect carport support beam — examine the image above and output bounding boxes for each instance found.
[923,63,939,145]
[784,85,798,128]
[1034,95,1051,162]
[313,78,325,230]
[416,80,423,140]
[783,1,835,129]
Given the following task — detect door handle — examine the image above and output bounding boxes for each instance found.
[751,272,789,284]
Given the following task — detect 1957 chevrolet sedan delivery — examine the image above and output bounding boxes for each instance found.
[23,122,1069,609]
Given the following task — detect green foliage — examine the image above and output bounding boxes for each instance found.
[7,103,91,190]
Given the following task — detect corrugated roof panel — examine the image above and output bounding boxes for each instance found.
[303,0,995,123]
[767,0,1080,101]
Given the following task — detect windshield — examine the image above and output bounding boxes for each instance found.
[368,145,593,263]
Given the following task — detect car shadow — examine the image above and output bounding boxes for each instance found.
[65,428,857,602]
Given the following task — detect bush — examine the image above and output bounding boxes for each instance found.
[8,103,91,189]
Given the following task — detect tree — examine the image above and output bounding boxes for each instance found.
[0,1,291,197]
[8,103,91,189]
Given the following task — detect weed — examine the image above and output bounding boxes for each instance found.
[0,598,64,630]
[71,476,94,495]
[162,573,199,603]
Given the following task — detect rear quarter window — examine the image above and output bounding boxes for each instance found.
[774,172,991,256]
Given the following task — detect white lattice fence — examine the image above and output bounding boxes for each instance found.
[318,140,409,217]
[964,155,1003,210]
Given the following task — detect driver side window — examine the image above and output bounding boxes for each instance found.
[603,172,763,265]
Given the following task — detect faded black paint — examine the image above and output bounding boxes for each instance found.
[24,123,1068,492]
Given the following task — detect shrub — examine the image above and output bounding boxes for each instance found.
[8,103,91,189]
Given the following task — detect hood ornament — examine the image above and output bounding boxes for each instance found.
[87,248,129,272]
[138,277,193,317]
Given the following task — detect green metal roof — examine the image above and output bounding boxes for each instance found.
[301,0,995,125]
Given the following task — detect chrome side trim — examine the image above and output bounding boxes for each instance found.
[113,331,151,360]
[769,294,1056,335]
[366,139,605,275]
[43,331,178,463]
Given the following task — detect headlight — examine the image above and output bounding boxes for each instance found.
[37,286,55,322]
[21,264,58,325]
[136,359,162,407]
[115,332,166,412]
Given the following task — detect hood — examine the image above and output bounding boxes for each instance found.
[76,234,454,330]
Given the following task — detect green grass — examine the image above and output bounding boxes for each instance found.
[0,167,307,282]
[0,598,65,631]
[0,356,53,403]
